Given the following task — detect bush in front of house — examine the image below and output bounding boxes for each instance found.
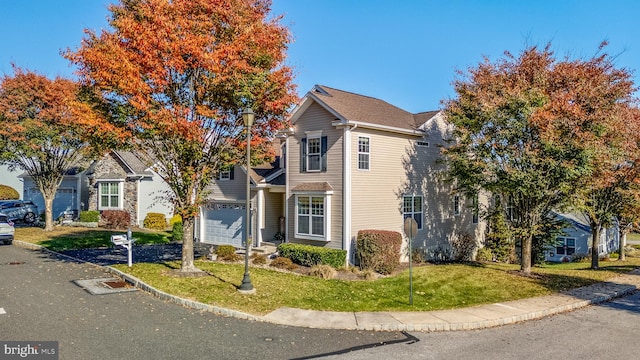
[169,214,182,226]
[101,210,131,229]
[269,256,297,271]
[143,212,167,230]
[277,243,346,269]
[171,221,183,241]
[356,230,402,275]
[0,184,19,200]
[216,245,241,261]
[79,210,100,223]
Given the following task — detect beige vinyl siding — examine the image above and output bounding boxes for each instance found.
[287,102,343,250]
[207,165,247,201]
[350,116,485,258]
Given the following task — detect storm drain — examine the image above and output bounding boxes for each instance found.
[74,278,138,295]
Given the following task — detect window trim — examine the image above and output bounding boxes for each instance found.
[294,192,332,241]
[357,136,370,171]
[403,195,423,230]
[97,181,123,210]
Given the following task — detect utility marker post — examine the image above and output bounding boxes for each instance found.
[403,217,418,305]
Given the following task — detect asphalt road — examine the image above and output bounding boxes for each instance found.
[0,245,411,360]
[2,244,640,360]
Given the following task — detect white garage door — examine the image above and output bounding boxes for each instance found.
[202,202,246,247]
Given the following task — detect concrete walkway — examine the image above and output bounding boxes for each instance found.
[14,240,640,332]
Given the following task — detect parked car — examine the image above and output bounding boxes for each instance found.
[0,200,38,223]
[0,214,15,245]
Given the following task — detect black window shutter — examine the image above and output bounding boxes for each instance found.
[321,136,328,172]
[300,138,307,172]
[229,166,234,180]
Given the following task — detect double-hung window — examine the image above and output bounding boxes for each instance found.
[307,137,321,171]
[358,136,370,170]
[301,131,327,173]
[453,195,461,216]
[403,195,423,229]
[99,181,121,209]
[295,194,331,240]
[218,166,233,180]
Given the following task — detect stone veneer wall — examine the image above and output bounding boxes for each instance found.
[87,153,138,226]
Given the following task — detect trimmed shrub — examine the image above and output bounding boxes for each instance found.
[169,214,182,226]
[216,245,241,261]
[101,210,131,229]
[171,221,183,241]
[0,184,19,200]
[269,256,297,271]
[356,230,402,275]
[277,243,346,269]
[79,210,100,223]
[450,232,476,261]
[143,212,167,230]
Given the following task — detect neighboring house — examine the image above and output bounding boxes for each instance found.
[545,212,619,262]
[22,167,86,220]
[85,151,174,226]
[196,157,286,248]
[280,85,487,263]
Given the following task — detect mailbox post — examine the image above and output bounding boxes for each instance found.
[404,217,418,305]
[111,228,136,267]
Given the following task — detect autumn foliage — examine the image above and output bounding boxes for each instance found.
[443,43,639,273]
[66,0,297,271]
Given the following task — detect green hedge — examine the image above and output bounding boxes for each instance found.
[171,221,183,241]
[356,230,402,275]
[277,243,346,269]
[143,212,167,230]
[79,210,100,223]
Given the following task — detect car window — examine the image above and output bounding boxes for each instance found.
[0,215,7,222]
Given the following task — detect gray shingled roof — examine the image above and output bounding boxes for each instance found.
[308,85,437,130]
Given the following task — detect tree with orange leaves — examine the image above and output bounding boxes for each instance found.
[443,43,638,274]
[0,67,108,231]
[66,0,297,273]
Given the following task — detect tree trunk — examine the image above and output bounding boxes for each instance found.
[521,235,532,274]
[591,225,601,269]
[180,216,198,272]
[619,230,627,261]
[43,195,55,232]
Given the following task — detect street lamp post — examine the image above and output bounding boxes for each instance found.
[239,107,255,293]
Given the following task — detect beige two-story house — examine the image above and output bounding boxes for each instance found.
[281,85,486,263]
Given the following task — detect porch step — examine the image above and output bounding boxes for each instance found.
[253,242,278,254]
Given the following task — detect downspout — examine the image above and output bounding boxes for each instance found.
[284,135,290,243]
[343,123,357,265]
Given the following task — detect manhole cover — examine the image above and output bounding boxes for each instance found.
[102,280,130,289]
[74,278,138,295]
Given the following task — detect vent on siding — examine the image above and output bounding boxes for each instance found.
[417,141,429,147]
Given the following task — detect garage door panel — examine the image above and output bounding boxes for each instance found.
[203,202,246,247]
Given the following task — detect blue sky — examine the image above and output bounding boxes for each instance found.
[1,1,639,113]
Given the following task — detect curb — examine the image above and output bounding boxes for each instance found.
[11,240,639,332]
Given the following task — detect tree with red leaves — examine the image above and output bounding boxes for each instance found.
[66,0,297,272]
[0,67,108,231]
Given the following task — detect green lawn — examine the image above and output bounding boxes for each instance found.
[16,226,171,251]
[16,227,640,315]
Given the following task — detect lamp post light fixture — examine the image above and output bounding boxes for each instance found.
[239,107,255,293]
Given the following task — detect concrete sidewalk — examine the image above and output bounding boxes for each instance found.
[15,240,640,332]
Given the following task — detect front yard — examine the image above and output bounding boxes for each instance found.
[15,227,640,315]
